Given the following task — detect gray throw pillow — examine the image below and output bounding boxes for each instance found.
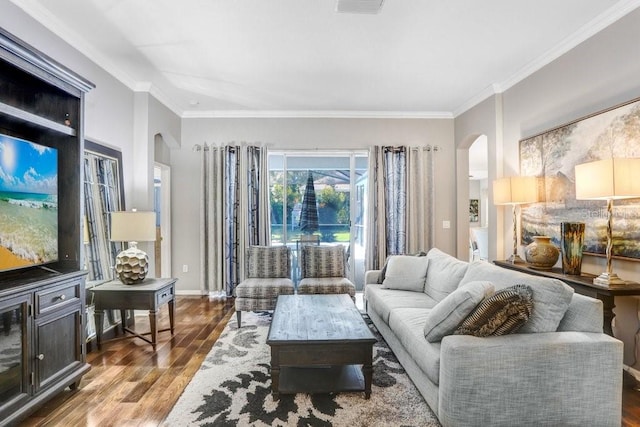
[378,251,427,284]
[454,284,534,337]
[423,280,495,342]
[424,248,469,302]
[381,255,429,292]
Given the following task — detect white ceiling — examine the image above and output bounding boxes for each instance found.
[9,0,640,118]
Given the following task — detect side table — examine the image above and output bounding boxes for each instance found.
[494,260,640,336]
[90,277,177,350]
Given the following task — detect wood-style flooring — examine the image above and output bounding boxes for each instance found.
[17,295,640,426]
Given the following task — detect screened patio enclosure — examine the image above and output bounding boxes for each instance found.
[268,152,368,289]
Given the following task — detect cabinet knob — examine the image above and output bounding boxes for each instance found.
[58,294,66,301]
[37,354,45,360]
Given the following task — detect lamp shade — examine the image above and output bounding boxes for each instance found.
[575,158,640,200]
[493,176,538,205]
[110,211,156,242]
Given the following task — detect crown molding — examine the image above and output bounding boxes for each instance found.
[9,0,139,90]
[497,0,640,94]
[14,0,640,122]
[454,0,640,117]
[181,110,453,119]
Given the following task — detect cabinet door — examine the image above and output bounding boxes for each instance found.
[0,293,31,417]
[34,305,83,391]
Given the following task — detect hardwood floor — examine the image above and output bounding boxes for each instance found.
[20,296,235,427]
[18,295,640,426]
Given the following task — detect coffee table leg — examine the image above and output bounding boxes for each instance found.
[270,347,280,400]
[363,349,373,399]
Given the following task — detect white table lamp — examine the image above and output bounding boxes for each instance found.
[110,210,156,284]
[575,158,640,286]
[493,176,538,263]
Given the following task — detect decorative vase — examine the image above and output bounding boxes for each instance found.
[524,236,560,270]
[560,222,585,275]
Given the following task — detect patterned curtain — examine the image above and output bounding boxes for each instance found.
[365,145,435,271]
[83,152,123,280]
[199,143,270,297]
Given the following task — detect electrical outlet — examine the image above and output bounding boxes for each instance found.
[182,264,189,273]
[442,220,451,229]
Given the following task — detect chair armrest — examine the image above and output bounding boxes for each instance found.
[438,332,623,427]
[364,270,382,288]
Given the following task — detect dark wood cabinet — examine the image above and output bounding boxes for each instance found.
[0,28,93,426]
[0,271,90,425]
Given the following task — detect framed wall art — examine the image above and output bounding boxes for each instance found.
[519,96,640,260]
[469,199,479,223]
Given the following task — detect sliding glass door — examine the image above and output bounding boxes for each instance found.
[268,152,368,288]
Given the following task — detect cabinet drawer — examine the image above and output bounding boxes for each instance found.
[36,281,81,315]
[156,285,175,306]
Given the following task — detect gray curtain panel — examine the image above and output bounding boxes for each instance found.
[199,143,270,297]
[366,145,435,271]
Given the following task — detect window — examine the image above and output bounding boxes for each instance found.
[268,151,368,287]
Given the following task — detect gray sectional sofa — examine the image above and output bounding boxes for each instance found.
[364,248,623,427]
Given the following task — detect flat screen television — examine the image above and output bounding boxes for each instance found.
[0,133,58,272]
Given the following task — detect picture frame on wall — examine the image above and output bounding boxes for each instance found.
[469,199,479,223]
[519,96,640,260]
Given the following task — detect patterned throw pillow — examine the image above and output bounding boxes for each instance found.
[423,280,495,342]
[454,284,534,337]
[301,245,345,278]
[247,246,290,278]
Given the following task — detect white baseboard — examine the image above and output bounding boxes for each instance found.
[175,290,209,296]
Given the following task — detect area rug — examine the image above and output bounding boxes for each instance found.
[164,311,441,427]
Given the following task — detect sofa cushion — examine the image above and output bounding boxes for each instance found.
[557,293,603,333]
[454,285,534,337]
[298,277,356,298]
[388,307,442,385]
[365,284,438,323]
[247,245,290,278]
[381,255,429,292]
[423,280,495,342]
[424,248,469,302]
[460,261,573,333]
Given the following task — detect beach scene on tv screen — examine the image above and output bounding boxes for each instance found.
[0,134,58,272]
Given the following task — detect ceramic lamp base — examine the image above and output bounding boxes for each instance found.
[115,245,149,285]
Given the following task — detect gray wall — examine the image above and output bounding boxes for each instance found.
[457,8,640,367]
[1,3,181,280]
[0,2,136,202]
[173,117,455,292]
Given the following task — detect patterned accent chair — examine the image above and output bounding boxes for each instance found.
[235,246,295,327]
[297,244,356,301]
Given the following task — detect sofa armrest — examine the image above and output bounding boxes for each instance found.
[364,270,381,287]
[438,332,622,427]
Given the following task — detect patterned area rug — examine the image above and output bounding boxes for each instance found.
[164,311,441,426]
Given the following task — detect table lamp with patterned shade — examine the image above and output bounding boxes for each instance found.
[493,176,538,264]
[575,158,640,286]
[110,210,156,284]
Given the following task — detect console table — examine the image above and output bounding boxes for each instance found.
[494,260,640,336]
[90,277,177,350]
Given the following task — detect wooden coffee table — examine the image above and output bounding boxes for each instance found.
[266,294,376,399]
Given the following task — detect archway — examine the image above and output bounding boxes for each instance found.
[455,134,488,260]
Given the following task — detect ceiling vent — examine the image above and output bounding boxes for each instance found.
[336,0,385,14]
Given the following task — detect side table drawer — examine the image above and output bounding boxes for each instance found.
[156,285,175,306]
[36,280,81,316]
